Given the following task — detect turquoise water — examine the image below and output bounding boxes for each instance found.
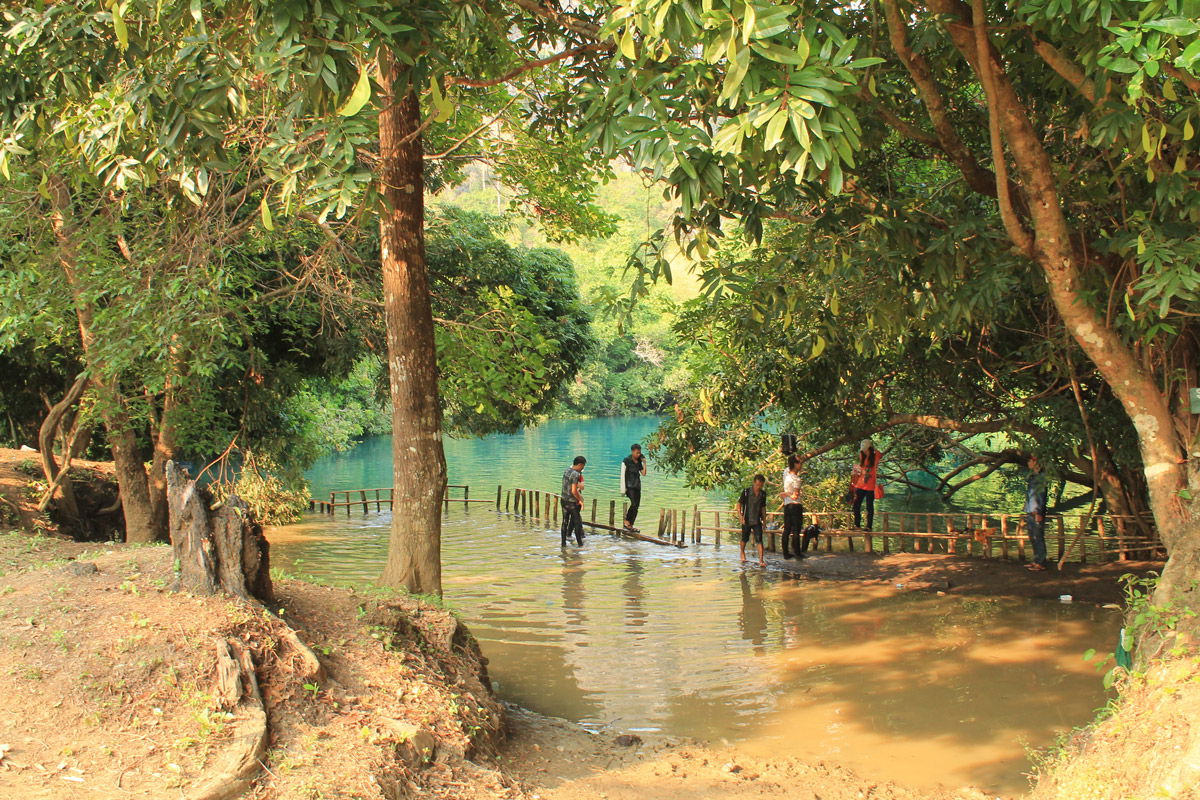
[306,416,723,520]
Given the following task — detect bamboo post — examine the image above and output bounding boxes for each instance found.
[1057,516,1065,562]
[496,485,502,510]
[657,509,666,537]
[672,509,679,541]
[591,498,597,523]
[609,500,616,526]
[465,485,470,502]
[360,490,368,514]
[693,505,700,543]
[329,492,335,516]
[505,490,511,512]
[715,512,721,548]
[553,495,560,523]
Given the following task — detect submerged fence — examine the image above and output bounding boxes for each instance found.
[310,484,1164,564]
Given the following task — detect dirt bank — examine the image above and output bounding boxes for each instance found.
[0,447,121,540]
[769,548,1160,605]
[1028,656,1200,800]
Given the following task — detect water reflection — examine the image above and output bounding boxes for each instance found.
[738,572,769,654]
[269,506,1120,793]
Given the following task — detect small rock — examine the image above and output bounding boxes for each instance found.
[614,734,642,747]
[64,562,98,577]
[722,762,742,774]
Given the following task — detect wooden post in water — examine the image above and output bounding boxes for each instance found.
[360,490,369,514]
[505,489,511,512]
[496,485,502,510]
[553,495,560,523]
[609,500,615,526]
[693,505,700,543]
[656,509,666,537]
[1057,516,1066,562]
[465,485,470,502]
[591,498,597,523]
[715,511,721,548]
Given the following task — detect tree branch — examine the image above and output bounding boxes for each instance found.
[796,413,1043,463]
[446,43,609,89]
[1161,63,1200,95]
[881,0,1002,199]
[972,0,1035,256]
[1028,35,1096,103]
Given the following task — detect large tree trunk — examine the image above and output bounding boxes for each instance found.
[376,52,447,596]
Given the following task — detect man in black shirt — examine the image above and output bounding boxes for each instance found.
[561,456,586,547]
[620,444,647,531]
[737,474,768,568]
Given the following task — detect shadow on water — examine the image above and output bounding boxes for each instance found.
[269,505,1120,794]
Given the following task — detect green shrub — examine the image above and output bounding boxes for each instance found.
[211,453,309,526]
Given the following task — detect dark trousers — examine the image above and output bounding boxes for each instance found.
[782,503,804,555]
[625,487,641,526]
[561,501,584,546]
[1027,512,1048,565]
[853,489,875,530]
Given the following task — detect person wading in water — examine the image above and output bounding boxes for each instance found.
[737,474,768,568]
[561,456,587,547]
[621,444,647,531]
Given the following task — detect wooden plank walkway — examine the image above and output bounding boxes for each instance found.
[310,484,1164,563]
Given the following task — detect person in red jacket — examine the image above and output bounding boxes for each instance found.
[851,439,882,531]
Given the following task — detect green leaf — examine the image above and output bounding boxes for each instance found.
[620,27,637,59]
[260,196,274,231]
[1144,18,1199,36]
[337,65,372,117]
[111,2,129,51]
[763,107,788,149]
[811,334,827,357]
[1185,118,1195,140]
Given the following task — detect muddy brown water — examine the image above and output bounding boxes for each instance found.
[270,507,1121,796]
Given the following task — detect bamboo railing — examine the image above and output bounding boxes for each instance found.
[309,484,1164,564]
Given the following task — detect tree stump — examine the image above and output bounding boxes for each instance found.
[167,461,273,602]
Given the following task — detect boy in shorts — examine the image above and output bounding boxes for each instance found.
[737,474,768,568]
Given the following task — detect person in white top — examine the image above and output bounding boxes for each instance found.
[780,455,805,558]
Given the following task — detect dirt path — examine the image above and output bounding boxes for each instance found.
[765,548,1157,605]
[501,706,991,800]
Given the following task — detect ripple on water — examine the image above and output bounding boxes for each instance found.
[269,507,1120,794]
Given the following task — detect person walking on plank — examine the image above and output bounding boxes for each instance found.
[621,443,647,531]
[561,456,587,547]
[737,474,768,567]
[781,455,805,558]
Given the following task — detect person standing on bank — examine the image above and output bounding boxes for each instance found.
[621,444,647,531]
[851,439,882,531]
[781,455,805,558]
[561,456,587,547]
[737,474,768,567]
[1024,454,1049,571]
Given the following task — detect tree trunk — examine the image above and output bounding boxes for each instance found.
[167,460,273,602]
[148,385,178,543]
[36,373,89,535]
[376,52,447,596]
[108,411,157,544]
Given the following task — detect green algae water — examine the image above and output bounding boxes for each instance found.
[272,417,1119,795]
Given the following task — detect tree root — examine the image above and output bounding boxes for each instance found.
[185,638,269,800]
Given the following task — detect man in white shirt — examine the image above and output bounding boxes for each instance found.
[781,455,805,558]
